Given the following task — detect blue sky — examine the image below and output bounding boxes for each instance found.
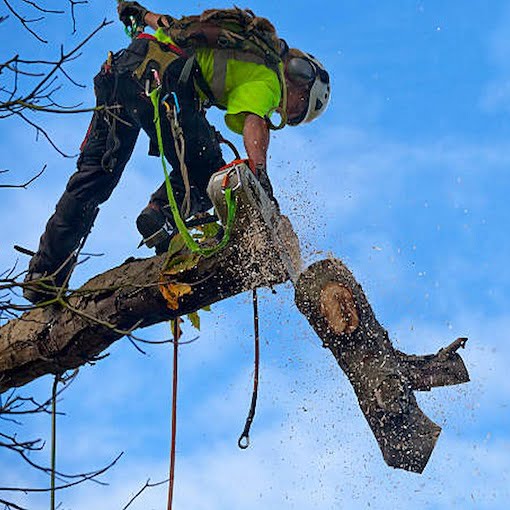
[1,1,509,509]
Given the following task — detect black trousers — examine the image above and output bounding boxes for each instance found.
[29,38,225,278]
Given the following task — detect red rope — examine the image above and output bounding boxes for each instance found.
[167,319,180,510]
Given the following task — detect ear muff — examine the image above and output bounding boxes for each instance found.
[286,57,316,85]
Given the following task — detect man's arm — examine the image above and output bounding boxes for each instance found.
[144,11,170,30]
[243,114,270,173]
[117,2,169,30]
[243,114,279,208]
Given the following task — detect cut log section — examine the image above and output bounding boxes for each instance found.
[294,258,469,473]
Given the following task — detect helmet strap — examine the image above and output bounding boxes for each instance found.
[265,66,288,130]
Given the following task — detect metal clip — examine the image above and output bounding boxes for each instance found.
[152,69,162,88]
[221,163,243,194]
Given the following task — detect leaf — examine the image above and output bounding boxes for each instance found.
[201,221,221,240]
[201,305,211,312]
[187,312,200,331]
[164,252,201,275]
[159,282,192,310]
[166,233,187,259]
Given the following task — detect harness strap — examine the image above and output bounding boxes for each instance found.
[136,33,187,57]
[133,34,186,83]
[177,55,216,107]
[209,49,267,102]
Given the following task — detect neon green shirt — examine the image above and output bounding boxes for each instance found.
[154,29,282,134]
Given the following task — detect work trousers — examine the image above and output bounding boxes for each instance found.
[28,38,225,278]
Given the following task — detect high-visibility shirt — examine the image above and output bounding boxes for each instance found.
[154,28,282,135]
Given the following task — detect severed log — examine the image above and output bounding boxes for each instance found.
[294,259,469,473]
[0,163,469,473]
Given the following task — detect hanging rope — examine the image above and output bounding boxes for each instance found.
[50,375,59,510]
[167,319,180,510]
[238,289,260,449]
[149,86,238,258]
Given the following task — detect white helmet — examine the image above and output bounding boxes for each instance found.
[284,49,331,126]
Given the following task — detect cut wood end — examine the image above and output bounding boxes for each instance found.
[320,282,360,335]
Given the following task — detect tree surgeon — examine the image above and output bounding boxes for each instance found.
[23,1,331,303]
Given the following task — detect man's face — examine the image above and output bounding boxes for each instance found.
[286,80,309,126]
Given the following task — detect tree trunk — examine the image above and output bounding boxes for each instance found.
[0,163,469,473]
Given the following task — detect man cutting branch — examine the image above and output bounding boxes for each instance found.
[23,2,331,303]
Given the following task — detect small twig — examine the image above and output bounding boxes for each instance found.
[20,0,64,14]
[0,453,124,493]
[0,165,46,189]
[59,66,86,89]
[2,0,47,43]
[14,111,75,157]
[69,0,88,34]
[0,497,28,510]
[121,478,169,510]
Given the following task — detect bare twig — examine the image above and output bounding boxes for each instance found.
[0,453,124,493]
[0,165,46,189]
[0,497,29,510]
[14,111,75,157]
[2,0,47,43]
[1,19,112,111]
[121,478,169,510]
[20,0,64,14]
[69,0,88,34]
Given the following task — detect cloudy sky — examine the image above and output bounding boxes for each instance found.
[1,1,509,509]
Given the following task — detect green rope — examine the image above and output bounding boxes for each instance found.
[149,87,237,257]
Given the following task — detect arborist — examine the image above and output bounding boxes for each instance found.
[23,1,331,304]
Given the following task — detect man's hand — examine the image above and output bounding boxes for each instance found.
[117,1,149,27]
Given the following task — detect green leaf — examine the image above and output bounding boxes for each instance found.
[188,312,200,330]
[201,305,211,312]
[201,221,221,240]
[164,252,201,275]
[166,233,186,258]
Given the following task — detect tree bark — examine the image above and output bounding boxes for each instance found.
[294,259,469,473]
[0,163,469,473]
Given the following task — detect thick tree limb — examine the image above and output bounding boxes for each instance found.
[0,164,299,391]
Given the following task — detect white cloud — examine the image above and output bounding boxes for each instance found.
[480,3,510,112]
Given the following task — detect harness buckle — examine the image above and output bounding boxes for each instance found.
[221,162,244,194]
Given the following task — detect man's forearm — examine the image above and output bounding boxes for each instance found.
[243,114,270,172]
[144,11,170,30]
